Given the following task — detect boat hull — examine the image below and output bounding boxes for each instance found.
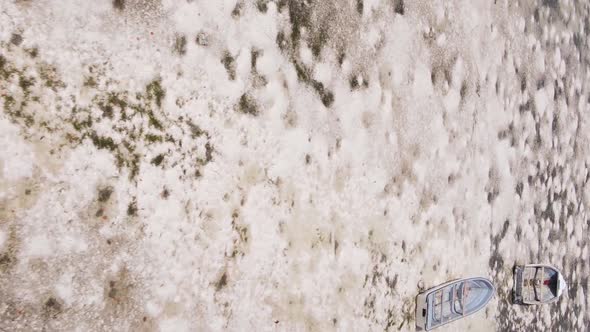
[512,264,566,305]
[415,277,495,331]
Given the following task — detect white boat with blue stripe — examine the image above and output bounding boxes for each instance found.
[415,277,495,331]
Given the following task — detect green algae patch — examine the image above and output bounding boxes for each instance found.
[91,133,117,151]
[146,78,166,108]
[1,43,214,181]
[151,154,165,167]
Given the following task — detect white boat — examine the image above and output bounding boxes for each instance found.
[512,264,567,305]
[415,277,495,331]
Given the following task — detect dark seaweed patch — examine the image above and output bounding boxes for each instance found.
[276,0,288,12]
[187,121,207,138]
[84,76,97,87]
[91,133,117,151]
[516,182,523,197]
[460,81,468,99]
[349,74,368,90]
[44,297,61,311]
[338,51,345,65]
[287,0,312,49]
[98,187,114,202]
[312,80,334,107]
[145,78,166,108]
[356,0,363,15]
[26,47,38,58]
[151,153,165,166]
[251,48,261,71]
[432,63,452,86]
[127,200,137,216]
[2,30,216,187]
[221,51,236,80]
[216,272,228,290]
[0,55,9,79]
[0,254,15,272]
[101,104,114,118]
[10,33,23,46]
[173,34,187,56]
[144,133,162,143]
[204,142,214,163]
[488,249,505,270]
[108,281,117,298]
[294,62,334,107]
[195,32,209,46]
[394,0,404,15]
[310,26,328,58]
[519,100,531,113]
[18,75,35,96]
[39,64,65,91]
[237,93,258,116]
[276,31,290,52]
[43,297,62,318]
[129,154,141,179]
[147,112,163,130]
[350,76,360,89]
[113,0,125,10]
[256,0,268,13]
[232,1,243,18]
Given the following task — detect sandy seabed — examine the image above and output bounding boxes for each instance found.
[1,0,589,331]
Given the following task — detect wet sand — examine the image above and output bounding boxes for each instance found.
[0,0,588,331]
